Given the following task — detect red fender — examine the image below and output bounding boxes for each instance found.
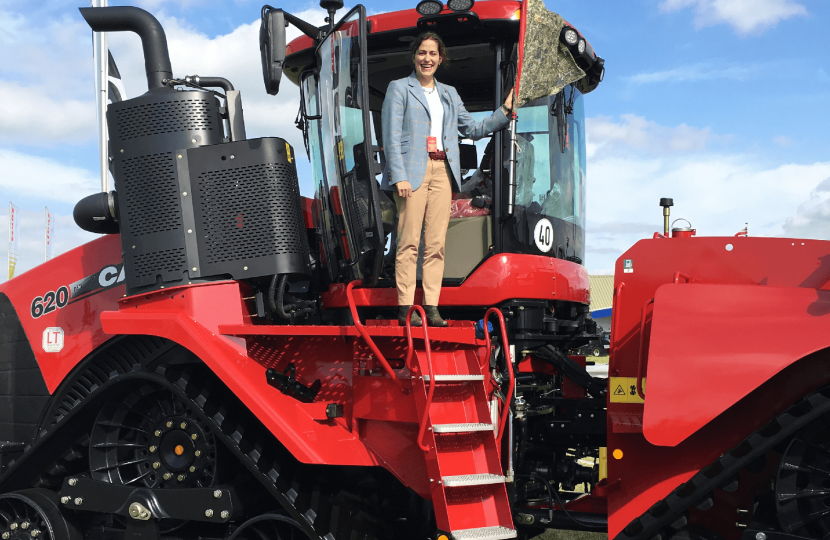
[644,282,830,446]
[100,282,379,467]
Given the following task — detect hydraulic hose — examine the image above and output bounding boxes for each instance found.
[269,275,315,320]
[531,473,605,530]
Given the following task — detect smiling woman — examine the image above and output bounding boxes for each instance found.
[380,31,513,327]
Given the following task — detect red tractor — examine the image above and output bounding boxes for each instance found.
[2,2,827,540]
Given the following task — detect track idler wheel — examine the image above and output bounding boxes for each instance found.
[89,386,218,489]
[228,513,311,540]
[777,415,830,536]
[0,490,80,540]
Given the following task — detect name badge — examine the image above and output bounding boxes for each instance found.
[427,136,437,152]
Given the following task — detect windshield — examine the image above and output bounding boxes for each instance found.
[511,85,586,262]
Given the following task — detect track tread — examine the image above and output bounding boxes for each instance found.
[0,336,389,540]
[615,388,830,540]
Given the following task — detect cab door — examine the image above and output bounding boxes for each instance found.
[306,6,385,285]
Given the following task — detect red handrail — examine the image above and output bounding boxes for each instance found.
[345,281,407,394]
[611,282,625,357]
[483,308,514,443]
[404,306,435,452]
[673,271,691,284]
[636,298,655,400]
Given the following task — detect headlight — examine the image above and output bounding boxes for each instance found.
[577,39,586,55]
[447,0,474,11]
[562,28,578,45]
[416,0,443,15]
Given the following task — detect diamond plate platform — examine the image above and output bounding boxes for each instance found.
[432,423,495,433]
[442,473,506,487]
[452,526,517,539]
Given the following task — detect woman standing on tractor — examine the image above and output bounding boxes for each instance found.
[381,32,513,327]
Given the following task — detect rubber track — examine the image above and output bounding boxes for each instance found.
[614,386,830,540]
[1,336,387,540]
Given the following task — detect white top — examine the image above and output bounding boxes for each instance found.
[424,85,444,151]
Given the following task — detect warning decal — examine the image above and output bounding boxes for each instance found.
[609,377,645,404]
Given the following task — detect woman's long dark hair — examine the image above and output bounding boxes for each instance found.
[410,32,451,66]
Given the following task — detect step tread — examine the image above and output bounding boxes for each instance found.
[452,526,517,540]
[423,374,485,382]
[443,473,506,487]
[433,423,495,433]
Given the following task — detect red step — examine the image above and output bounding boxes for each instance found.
[409,348,515,538]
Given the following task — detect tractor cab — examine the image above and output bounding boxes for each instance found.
[266,0,604,289]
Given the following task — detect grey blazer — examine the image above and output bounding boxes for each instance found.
[381,72,509,192]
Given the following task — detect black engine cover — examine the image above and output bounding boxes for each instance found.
[108,88,309,295]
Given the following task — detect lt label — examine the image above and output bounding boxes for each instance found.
[42,327,64,353]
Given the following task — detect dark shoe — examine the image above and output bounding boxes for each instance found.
[398,305,422,327]
[424,306,448,327]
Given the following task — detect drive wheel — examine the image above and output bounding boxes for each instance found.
[776,414,830,537]
[89,384,218,489]
[0,490,80,540]
[229,513,311,540]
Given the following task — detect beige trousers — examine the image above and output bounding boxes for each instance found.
[394,160,452,306]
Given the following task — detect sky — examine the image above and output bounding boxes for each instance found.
[0,0,827,278]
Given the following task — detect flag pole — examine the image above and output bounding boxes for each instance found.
[8,203,18,280]
[92,0,109,193]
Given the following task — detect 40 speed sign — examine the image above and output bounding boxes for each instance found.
[534,218,554,253]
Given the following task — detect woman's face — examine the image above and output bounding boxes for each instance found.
[414,39,442,80]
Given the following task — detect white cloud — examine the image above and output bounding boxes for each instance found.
[783,177,830,239]
[584,114,830,272]
[659,0,807,35]
[107,9,328,154]
[0,148,99,203]
[773,135,793,146]
[0,10,92,100]
[0,209,98,283]
[0,82,96,145]
[626,62,762,85]
[587,114,715,159]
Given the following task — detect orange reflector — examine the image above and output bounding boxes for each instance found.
[175,445,185,456]
[438,536,449,540]
[612,449,623,460]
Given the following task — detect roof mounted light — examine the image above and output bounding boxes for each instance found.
[417,0,443,16]
[577,39,586,55]
[562,27,578,46]
[447,0,474,12]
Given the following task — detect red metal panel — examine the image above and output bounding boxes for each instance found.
[607,236,830,538]
[644,283,830,447]
[0,235,123,392]
[101,282,380,467]
[322,254,590,308]
[219,322,481,344]
[286,1,521,56]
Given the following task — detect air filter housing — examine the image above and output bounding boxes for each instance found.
[108,87,309,295]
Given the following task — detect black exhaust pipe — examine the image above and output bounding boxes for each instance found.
[79,6,172,91]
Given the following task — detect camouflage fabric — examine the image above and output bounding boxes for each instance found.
[517,0,585,107]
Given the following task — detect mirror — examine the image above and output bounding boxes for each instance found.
[260,7,286,96]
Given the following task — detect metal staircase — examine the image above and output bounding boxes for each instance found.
[405,306,516,540]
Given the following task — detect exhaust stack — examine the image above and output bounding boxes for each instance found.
[79,6,172,91]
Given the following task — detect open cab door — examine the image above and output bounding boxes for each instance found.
[301,6,386,286]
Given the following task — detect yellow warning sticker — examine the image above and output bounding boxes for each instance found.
[608,377,646,404]
[285,142,292,163]
[338,140,344,160]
